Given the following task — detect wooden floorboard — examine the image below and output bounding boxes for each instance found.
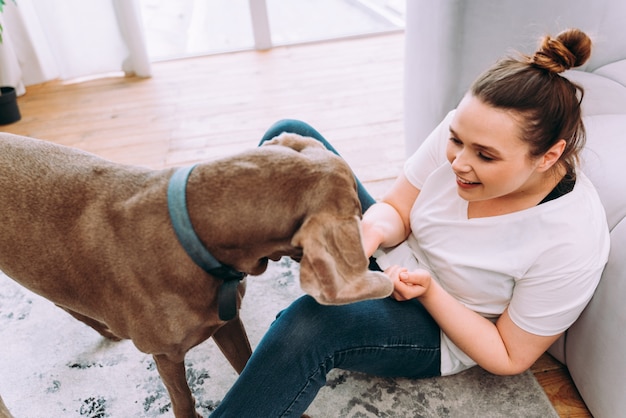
[1,32,589,417]
[4,34,404,199]
[531,353,592,418]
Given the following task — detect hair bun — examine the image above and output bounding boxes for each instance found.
[531,28,592,73]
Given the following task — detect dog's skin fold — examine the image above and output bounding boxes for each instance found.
[0,132,392,418]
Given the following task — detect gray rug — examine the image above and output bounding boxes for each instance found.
[0,258,558,418]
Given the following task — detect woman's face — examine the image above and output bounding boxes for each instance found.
[446,94,545,204]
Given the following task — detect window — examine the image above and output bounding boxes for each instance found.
[140,0,405,61]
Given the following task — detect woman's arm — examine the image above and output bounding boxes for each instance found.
[361,173,420,257]
[387,266,562,375]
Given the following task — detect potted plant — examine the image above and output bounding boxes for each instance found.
[0,0,21,125]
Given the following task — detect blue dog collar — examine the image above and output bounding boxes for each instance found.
[167,165,245,321]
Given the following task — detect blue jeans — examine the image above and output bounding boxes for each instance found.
[210,120,441,418]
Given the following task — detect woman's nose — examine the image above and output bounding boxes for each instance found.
[451,150,471,172]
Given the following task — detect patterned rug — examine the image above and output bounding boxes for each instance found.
[0,258,558,418]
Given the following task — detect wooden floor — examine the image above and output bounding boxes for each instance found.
[2,33,590,417]
[531,353,591,417]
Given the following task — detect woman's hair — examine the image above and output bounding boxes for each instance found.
[470,28,592,177]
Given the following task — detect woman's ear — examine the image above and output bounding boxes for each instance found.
[537,139,566,172]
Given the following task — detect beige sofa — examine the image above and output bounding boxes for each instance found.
[404,2,626,417]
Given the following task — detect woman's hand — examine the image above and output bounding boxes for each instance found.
[360,173,421,257]
[385,265,433,301]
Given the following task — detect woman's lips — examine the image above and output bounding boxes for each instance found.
[456,176,481,189]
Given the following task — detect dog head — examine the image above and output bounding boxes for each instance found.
[264,133,393,304]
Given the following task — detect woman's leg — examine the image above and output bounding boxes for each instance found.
[259,119,377,212]
[210,295,440,418]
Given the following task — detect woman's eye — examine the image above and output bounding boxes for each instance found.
[449,136,496,161]
[478,152,494,161]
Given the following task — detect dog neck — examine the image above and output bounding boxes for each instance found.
[167,164,245,321]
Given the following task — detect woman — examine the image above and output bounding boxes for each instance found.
[210,28,609,417]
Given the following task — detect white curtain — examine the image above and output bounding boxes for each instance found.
[0,0,151,96]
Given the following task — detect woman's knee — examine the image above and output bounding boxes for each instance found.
[258,119,374,211]
[259,119,319,145]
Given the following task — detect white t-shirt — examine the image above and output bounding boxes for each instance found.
[375,111,610,376]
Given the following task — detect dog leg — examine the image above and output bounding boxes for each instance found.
[57,306,122,341]
[212,316,252,374]
[0,395,14,418]
[153,354,201,418]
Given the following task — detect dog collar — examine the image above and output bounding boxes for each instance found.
[167,164,245,321]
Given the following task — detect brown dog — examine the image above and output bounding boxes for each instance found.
[0,395,12,418]
[0,132,393,418]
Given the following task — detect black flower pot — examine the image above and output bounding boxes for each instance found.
[0,86,21,125]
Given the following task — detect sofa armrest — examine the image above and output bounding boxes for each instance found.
[564,220,626,418]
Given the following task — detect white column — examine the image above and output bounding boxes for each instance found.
[248,0,272,50]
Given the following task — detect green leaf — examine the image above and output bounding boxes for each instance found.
[0,1,17,43]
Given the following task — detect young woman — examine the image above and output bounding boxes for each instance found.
[210,28,610,417]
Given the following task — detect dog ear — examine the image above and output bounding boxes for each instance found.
[291,213,393,305]
[262,132,325,152]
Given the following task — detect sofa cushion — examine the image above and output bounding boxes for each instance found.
[563,70,626,116]
[581,114,626,230]
[593,59,626,86]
